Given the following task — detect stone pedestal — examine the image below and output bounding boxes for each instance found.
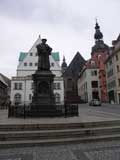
[30,70,62,117]
[32,70,55,105]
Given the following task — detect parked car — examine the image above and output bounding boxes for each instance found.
[89,99,101,106]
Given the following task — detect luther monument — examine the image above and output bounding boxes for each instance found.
[30,39,62,117]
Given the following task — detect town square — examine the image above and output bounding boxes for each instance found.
[0,0,120,159]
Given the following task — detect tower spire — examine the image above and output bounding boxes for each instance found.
[91,20,109,55]
[61,55,67,73]
[94,20,103,41]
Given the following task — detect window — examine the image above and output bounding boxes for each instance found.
[118,79,120,87]
[30,52,33,56]
[57,83,60,89]
[14,83,22,90]
[91,70,97,76]
[14,83,18,90]
[53,83,56,89]
[31,82,34,89]
[29,94,32,100]
[35,52,38,56]
[19,83,22,90]
[29,62,32,66]
[85,82,87,90]
[91,81,98,88]
[35,63,38,66]
[67,79,73,88]
[109,60,112,65]
[53,83,61,89]
[107,69,113,78]
[51,63,54,67]
[106,63,108,69]
[116,54,118,61]
[117,65,120,72]
[55,93,60,103]
[24,62,27,66]
[107,80,116,90]
[14,93,21,104]
[91,60,96,67]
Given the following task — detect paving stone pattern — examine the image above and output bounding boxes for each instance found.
[0,104,120,159]
[0,153,33,160]
[1,140,120,160]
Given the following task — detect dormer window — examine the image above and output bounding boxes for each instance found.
[24,62,27,66]
[51,63,54,67]
[29,62,32,66]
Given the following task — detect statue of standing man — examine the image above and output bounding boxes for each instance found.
[36,39,52,71]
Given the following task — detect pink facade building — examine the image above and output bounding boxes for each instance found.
[90,22,109,102]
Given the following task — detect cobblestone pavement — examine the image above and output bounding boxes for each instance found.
[0,104,120,159]
[1,140,120,160]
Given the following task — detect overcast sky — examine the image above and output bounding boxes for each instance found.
[0,0,120,78]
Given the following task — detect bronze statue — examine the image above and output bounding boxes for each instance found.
[36,39,52,71]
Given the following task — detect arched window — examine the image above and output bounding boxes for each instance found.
[14,93,21,104]
[98,54,101,59]
[55,93,60,103]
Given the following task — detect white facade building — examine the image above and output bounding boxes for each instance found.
[11,36,64,105]
[78,63,100,102]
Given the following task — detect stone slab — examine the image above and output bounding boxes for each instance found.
[0,153,33,160]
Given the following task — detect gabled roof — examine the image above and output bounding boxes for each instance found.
[0,73,11,86]
[63,52,86,78]
[112,34,120,45]
[0,74,7,86]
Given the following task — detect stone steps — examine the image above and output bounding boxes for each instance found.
[1,134,120,148]
[0,126,120,141]
[1,120,120,131]
[1,120,120,148]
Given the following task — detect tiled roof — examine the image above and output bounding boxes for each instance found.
[0,73,11,86]
[63,52,86,78]
[19,52,28,61]
[51,52,60,61]
[0,74,7,85]
[18,52,60,62]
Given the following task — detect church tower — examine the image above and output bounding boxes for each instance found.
[61,56,67,73]
[91,21,109,102]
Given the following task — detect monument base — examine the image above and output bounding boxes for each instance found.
[30,104,63,117]
[30,70,58,117]
[9,104,78,118]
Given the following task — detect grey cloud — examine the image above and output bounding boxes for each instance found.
[0,0,89,31]
[0,0,37,19]
[0,0,120,78]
